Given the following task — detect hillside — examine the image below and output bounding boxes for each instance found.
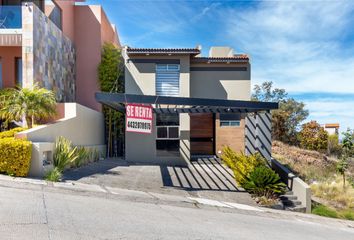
[272,140,353,219]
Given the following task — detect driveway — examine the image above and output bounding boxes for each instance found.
[63,157,256,205]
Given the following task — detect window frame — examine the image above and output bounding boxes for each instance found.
[219,120,241,127]
[156,125,180,140]
[155,64,180,97]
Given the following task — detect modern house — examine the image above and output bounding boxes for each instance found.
[0,0,119,176]
[96,46,278,166]
[0,0,119,111]
[322,123,340,136]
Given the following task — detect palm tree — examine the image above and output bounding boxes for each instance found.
[0,85,57,128]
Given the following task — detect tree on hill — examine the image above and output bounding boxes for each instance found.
[252,81,309,144]
[337,128,353,188]
[299,121,328,152]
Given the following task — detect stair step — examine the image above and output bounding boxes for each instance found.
[282,200,302,206]
[280,195,298,200]
[286,206,306,213]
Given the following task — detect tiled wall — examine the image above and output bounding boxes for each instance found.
[22,3,76,102]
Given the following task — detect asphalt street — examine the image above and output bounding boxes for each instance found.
[0,180,353,240]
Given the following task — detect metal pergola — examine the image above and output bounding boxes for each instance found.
[95,93,278,114]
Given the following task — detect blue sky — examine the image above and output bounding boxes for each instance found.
[87,0,354,133]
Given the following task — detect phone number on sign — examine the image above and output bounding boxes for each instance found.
[127,120,151,130]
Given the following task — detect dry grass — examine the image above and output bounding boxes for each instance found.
[311,177,354,210]
[272,141,338,182]
[272,140,354,218]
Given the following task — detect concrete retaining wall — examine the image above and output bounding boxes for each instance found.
[16,103,106,177]
[16,103,105,146]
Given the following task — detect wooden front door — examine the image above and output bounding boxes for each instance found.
[190,113,214,155]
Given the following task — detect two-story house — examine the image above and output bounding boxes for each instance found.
[0,0,119,111]
[97,46,277,166]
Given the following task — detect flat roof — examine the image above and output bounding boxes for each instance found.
[96,93,278,114]
[191,56,249,64]
[126,47,201,55]
[324,123,340,128]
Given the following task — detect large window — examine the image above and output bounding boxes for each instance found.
[15,57,22,87]
[156,114,180,157]
[219,113,241,127]
[156,64,180,96]
[44,0,62,30]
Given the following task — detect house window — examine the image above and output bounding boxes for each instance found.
[156,64,180,96]
[156,114,180,156]
[15,57,22,87]
[44,0,62,30]
[219,113,241,127]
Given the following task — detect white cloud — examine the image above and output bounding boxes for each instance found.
[220,0,354,131]
[224,0,354,93]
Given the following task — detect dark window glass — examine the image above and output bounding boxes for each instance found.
[220,113,241,121]
[220,121,230,127]
[230,121,241,126]
[157,127,168,138]
[15,57,22,87]
[156,114,179,126]
[156,140,180,157]
[169,127,179,138]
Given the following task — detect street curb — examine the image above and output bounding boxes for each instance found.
[0,174,353,229]
[0,174,263,212]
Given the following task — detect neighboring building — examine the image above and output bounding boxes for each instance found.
[322,123,340,135]
[95,46,277,166]
[0,0,120,111]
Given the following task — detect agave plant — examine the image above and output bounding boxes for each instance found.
[243,166,286,198]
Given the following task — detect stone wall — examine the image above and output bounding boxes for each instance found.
[22,3,75,102]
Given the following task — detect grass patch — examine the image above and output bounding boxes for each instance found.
[312,204,338,218]
[45,168,62,182]
[340,209,354,220]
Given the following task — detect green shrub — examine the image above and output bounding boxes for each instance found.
[299,121,328,152]
[72,146,89,168]
[340,209,354,220]
[243,166,286,198]
[53,137,80,172]
[0,138,32,177]
[327,134,342,156]
[312,204,338,218]
[0,127,27,139]
[44,167,62,182]
[221,146,266,185]
[53,136,90,174]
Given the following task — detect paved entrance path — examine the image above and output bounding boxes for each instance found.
[63,158,256,205]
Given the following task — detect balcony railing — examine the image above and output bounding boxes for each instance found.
[0,6,22,29]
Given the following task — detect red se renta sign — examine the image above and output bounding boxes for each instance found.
[126,104,153,134]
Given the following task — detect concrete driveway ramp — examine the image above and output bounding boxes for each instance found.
[63,157,256,206]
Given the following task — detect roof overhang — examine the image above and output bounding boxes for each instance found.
[126,47,201,56]
[95,93,278,114]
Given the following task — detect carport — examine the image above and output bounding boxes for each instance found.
[95,92,278,163]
